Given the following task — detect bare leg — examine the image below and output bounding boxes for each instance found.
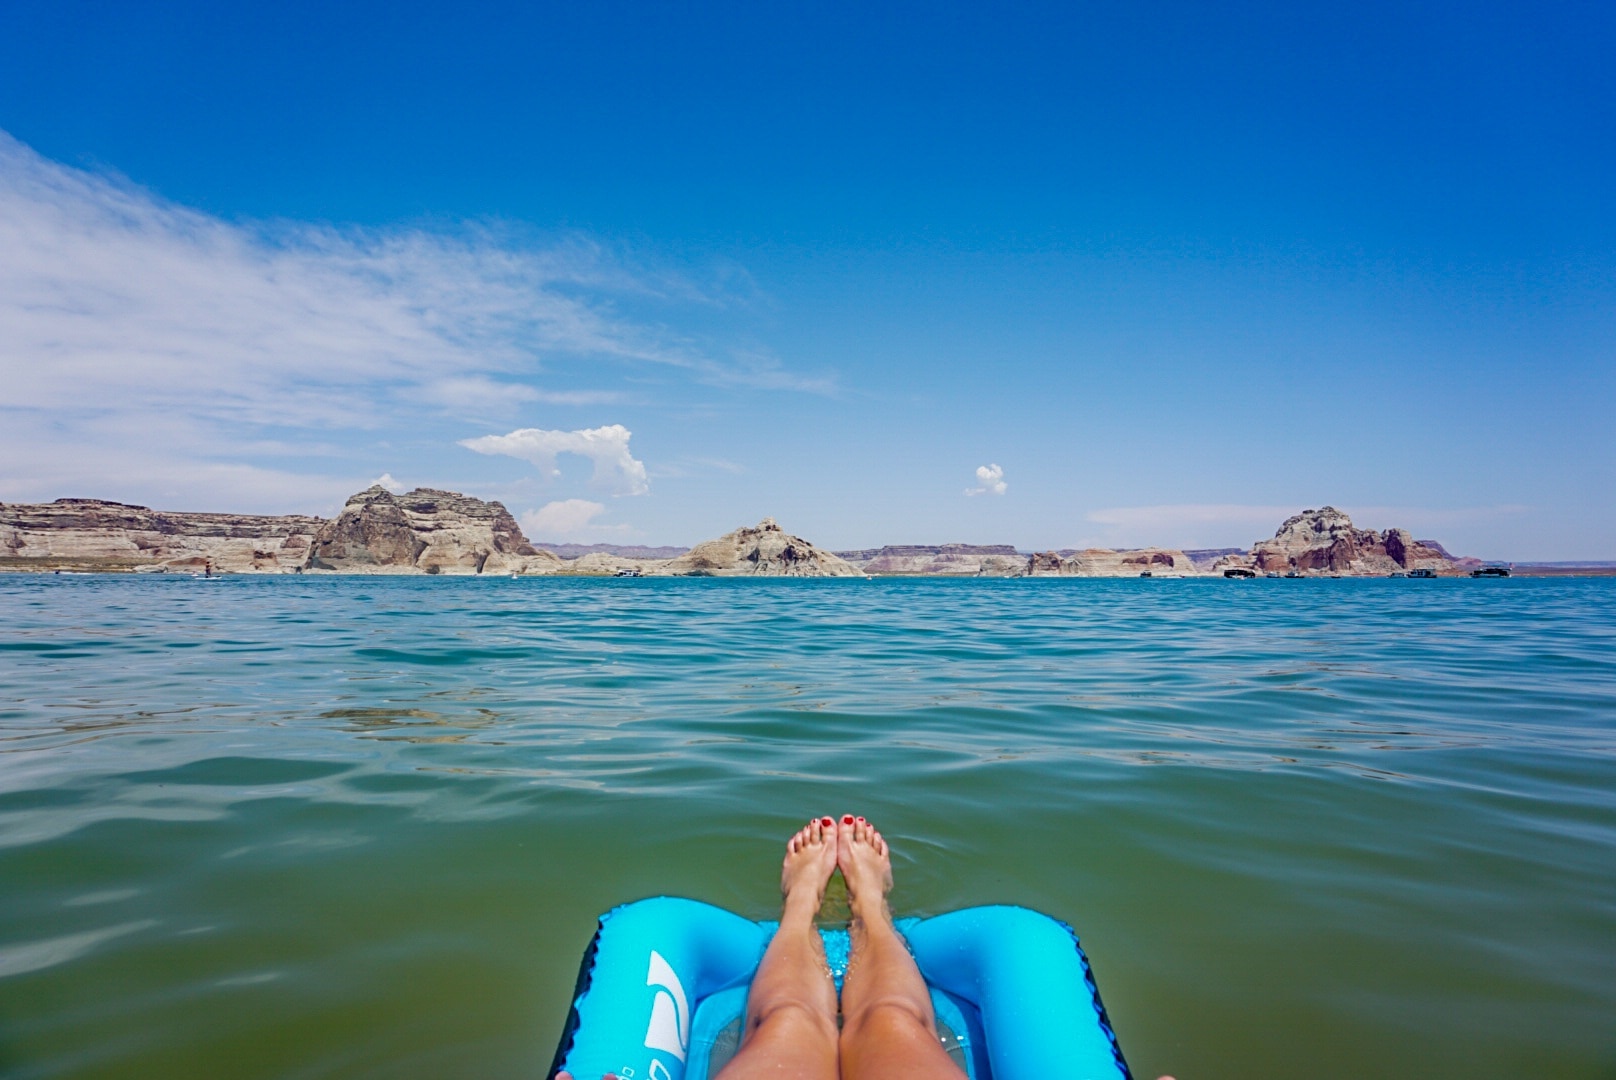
[710,816,841,1080]
[837,814,965,1080]
[557,819,839,1080]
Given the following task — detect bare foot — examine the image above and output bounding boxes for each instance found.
[836,814,893,920]
[781,815,839,916]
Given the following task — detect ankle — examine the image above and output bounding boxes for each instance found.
[781,888,823,922]
[846,893,889,926]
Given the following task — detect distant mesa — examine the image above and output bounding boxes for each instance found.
[1025,547,1198,577]
[835,544,1027,576]
[538,542,688,560]
[0,497,325,574]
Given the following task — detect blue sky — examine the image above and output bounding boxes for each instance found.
[1,1,1612,558]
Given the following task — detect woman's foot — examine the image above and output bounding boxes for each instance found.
[836,815,893,922]
[782,816,840,917]
[836,816,965,1079]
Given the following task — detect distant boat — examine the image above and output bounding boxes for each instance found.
[1407,568,1436,579]
[614,567,643,577]
[1265,572,1280,578]
[1284,570,1302,579]
[1471,566,1511,578]
[1388,571,1407,578]
[1223,567,1256,579]
[1139,571,1152,578]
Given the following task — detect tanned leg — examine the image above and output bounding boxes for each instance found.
[557,818,840,1080]
[837,814,965,1080]
[708,816,842,1080]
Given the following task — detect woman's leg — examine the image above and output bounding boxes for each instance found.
[558,818,840,1080]
[710,816,842,1080]
[836,815,966,1080]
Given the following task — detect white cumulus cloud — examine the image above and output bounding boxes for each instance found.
[966,463,1007,496]
[372,473,406,494]
[460,425,650,495]
[521,499,607,540]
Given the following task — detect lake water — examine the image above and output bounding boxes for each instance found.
[1,575,1613,1079]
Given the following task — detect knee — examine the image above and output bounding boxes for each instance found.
[749,997,839,1043]
[840,996,934,1044]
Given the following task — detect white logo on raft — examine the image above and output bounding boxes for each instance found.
[643,950,691,1064]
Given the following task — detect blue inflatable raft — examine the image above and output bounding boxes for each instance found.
[548,897,1130,1080]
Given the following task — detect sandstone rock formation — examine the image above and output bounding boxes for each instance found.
[837,544,1027,576]
[308,486,561,574]
[0,498,323,573]
[0,495,1478,579]
[662,518,860,577]
[1026,547,1199,577]
[1246,507,1456,575]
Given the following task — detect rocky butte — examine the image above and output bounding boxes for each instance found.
[661,519,859,577]
[308,486,561,575]
[1211,507,1470,576]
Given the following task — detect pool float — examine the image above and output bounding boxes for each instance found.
[547,896,1131,1080]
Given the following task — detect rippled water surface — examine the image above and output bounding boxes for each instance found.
[2,575,1614,1079]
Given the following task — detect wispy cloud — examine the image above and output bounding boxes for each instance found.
[0,134,675,429]
[965,463,1007,496]
[0,130,821,511]
[1087,504,1298,532]
[649,456,745,480]
[1339,504,1531,531]
[460,425,650,495]
[400,377,627,417]
[1082,503,1293,549]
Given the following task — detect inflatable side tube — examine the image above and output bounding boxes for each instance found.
[549,898,766,1080]
[906,905,1131,1080]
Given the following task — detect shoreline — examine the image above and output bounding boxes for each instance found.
[5,561,1613,578]
[6,493,1605,578]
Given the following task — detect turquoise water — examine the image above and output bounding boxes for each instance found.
[1,575,1613,1079]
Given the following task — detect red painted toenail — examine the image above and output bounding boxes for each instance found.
[820,817,833,827]
[856,816,866,823]
[842,814,854,824]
